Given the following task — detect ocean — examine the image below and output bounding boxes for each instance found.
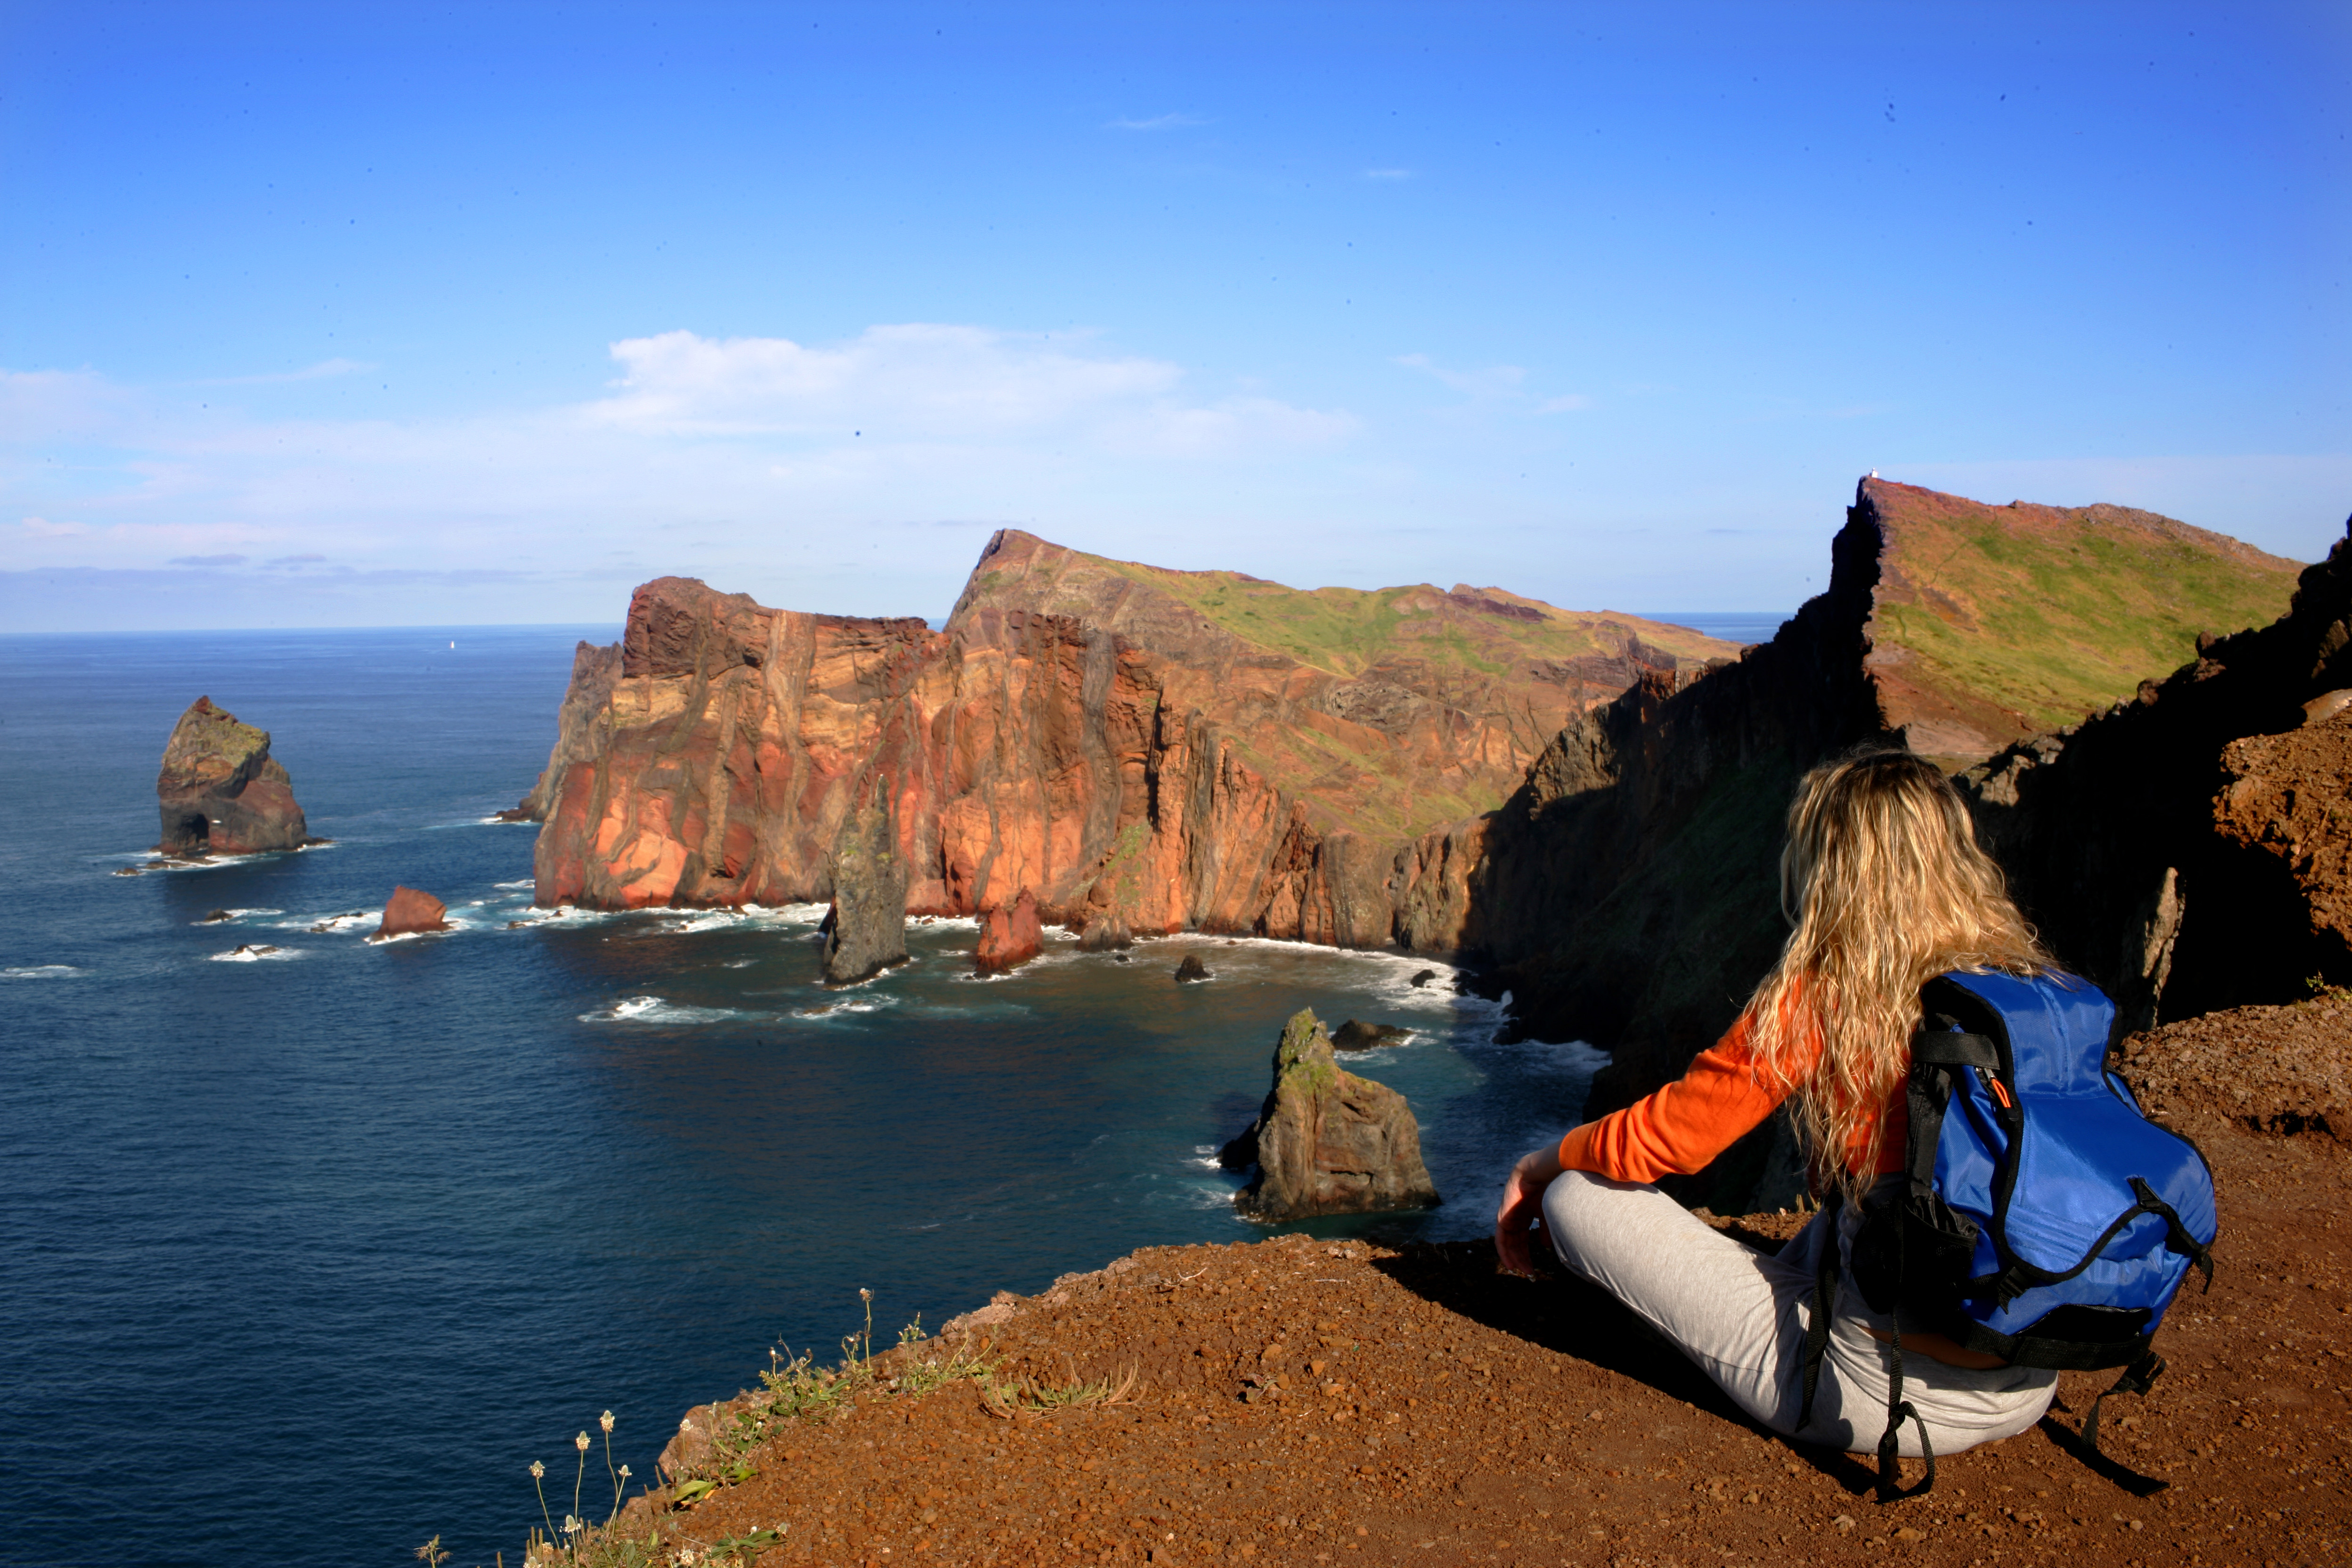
[0,623,1666,1568]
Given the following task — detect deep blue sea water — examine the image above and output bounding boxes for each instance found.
[0,626,1624,1568]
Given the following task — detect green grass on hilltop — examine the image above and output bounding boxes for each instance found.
[1090,560,1729,679]
[1880,507,2304,733]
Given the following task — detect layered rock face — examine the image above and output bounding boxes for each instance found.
[507,641,623,822]
[156,697,309,855]
[1455,479,2311,1202]
[1961,519,2352,1027]
[819,791,910,985]
[530,534,1737,939]
[1219,1009,1438,1220]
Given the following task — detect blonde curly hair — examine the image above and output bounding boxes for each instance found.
[1744,747,2049,1194]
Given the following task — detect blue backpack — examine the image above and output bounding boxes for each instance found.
[1797,970,2217,1496]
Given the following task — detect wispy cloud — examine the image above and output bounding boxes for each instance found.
[1396,354,1595,416]
[1362,168,1412,180]
[196,358,376,386]
[1107,112,1206,131]
[0,325,1357,584]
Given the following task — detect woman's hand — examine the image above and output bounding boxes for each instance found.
[1494,1143,1567,1278]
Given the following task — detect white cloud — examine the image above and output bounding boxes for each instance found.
[0,325,1359,588]
[1362,168,1413,180]
[588,326,1184,437]
[1108,113,1207,131]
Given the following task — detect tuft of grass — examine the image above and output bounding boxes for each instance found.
[509,1290,1128,1567]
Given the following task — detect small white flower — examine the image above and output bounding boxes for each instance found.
[618,1463,632,1479]
[530,1460,545,1479]
[575,1430,591,1452]
[600,1410,615,1433]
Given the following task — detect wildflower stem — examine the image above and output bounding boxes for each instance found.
[532,1466,556,1552]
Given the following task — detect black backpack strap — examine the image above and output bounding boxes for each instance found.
[2081,1351,2166,1454]
[1874,1309,1937,1501]
[1795,1190,1842,1437]
[2127,1177,2216,1292]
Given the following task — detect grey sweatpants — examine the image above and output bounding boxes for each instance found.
[1543,1169,2057,1456]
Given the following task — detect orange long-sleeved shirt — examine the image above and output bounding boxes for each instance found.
[1557,1005,1906,1184]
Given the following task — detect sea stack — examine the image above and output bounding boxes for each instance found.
[820,792,910,985]
[1219,1008,1439,1221]
[155,697,309,856]
[373,886,451,939]
[974,888,1044,975]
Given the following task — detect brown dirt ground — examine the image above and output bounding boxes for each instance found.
[617,996,2352,1568]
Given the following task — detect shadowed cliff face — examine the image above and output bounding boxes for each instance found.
[1450,478,2316,1210]
[530,534,1738,934]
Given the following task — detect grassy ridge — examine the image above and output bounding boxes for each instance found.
[1086,559,1734,679]
[1875,490,2305,733]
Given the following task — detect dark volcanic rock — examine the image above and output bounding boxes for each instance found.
[373,886,451,939]
[974,888,1044,976]
[1173,953,1212,983]
[156,697,309,855]
[1222,1009,1438,1221]
[1409,968,1439,988]
[1331,1019,1413,1052]
[199,909,233,924]
[821,790,910,985]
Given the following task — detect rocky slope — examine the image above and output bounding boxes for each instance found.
[155,696,310,855]
[1447,479,2313,1202]
[529,531,1738,938]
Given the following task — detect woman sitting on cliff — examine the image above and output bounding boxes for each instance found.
[1493,748,2058,1458]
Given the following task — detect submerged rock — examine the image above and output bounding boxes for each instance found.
[198,909,233,924]
[1409,968,1440,988]
[373,886,451,939]
[155,697,309,856]
[1221,1008,1438,1221]
[821,792,910,985]
[975,888,1044,975]
[1331,1019,1412,1052]
[1173,953,1212,983]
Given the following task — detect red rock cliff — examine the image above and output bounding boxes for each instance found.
[531,532,1738,938]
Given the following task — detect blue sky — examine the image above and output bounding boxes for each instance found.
[3,0,2346,630]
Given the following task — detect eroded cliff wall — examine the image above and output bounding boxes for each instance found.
[529,533,1739,938]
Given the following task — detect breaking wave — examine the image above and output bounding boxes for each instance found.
[578,995,762,1025]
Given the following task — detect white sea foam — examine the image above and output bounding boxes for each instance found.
[792,995,900,1020]
[579,995,761,1025]
[1185,1144,1227,1171]
[494,879,536,890]
[2,965,80,980]
[190,908,282,925]
[286,911,376,935]
[912,915,983,932]
[210,945,299,963]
